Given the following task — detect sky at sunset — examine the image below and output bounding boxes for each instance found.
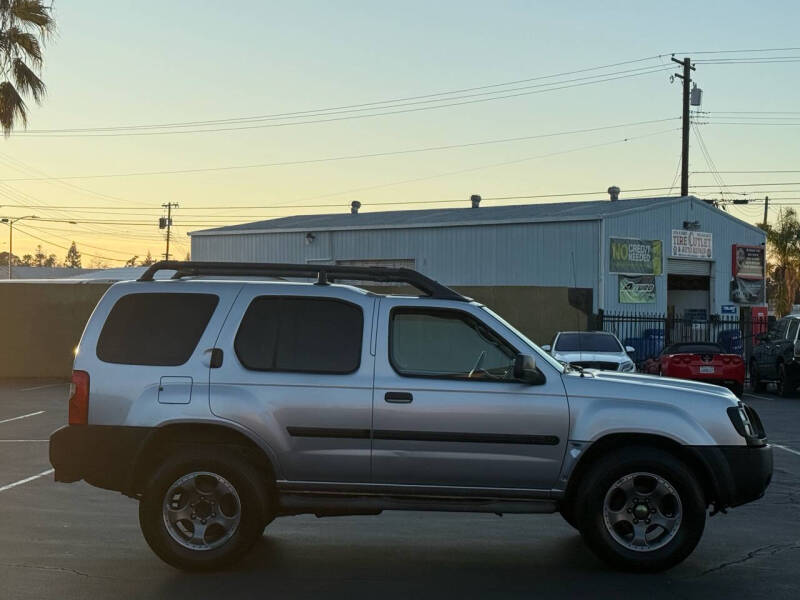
[1,0,799,265]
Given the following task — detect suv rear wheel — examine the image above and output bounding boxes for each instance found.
[749,360,765,392]
[576,446,706,572]
[776,363,796,397]
[139,447,271,571]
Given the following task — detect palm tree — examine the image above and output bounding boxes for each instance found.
[761,208,800,316]
[0,1,55,135]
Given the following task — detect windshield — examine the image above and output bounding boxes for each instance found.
[479,306,565,372]
[555,332,623,353]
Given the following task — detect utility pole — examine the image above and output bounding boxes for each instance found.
[763,196,769,226]
[160,202,178,261]
[672,56,695,197]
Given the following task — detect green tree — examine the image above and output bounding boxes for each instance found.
[761,208,800,316]
[19,252,31,266]
[0,1,55,135]
[43,252,57,267]
[124,255,138,267]
[140,250,155,266]
[0,250,17,266]
[33,243,45,266]
[64,241,81,268]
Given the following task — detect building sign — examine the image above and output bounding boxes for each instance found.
[730,244,765,304]
[609,238,662,275]
[732,245,765,279]
[671,230,712,259]
[619,274,656,304]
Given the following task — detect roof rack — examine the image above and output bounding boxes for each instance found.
[137,261,468,302]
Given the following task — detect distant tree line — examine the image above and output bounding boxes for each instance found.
[0,244,189,269]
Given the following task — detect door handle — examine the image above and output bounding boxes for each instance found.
[385,391,413,403]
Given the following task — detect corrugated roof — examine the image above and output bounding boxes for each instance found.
[189,196,693,236]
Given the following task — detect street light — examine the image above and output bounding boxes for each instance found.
[0,215,39,279]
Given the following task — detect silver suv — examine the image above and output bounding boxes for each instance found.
[49,262,772,573]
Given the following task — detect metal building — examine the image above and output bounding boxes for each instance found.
[189,195,766,341]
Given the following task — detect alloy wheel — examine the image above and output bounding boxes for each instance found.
[162,471,242,551]
[602,471,683,552]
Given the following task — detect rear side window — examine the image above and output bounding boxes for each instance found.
[234,297,363,374]
[97,293,219,366]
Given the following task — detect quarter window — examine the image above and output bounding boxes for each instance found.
[97,293,219,366]
[390,308,517,381]
[234,297,363,374]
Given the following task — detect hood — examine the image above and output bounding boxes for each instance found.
[562,368,738,404]
[552,350,629,364]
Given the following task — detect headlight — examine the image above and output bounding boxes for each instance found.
[620,360,636,372]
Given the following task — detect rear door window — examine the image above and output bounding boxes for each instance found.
[97,293,219,366]
[234,297,363,374]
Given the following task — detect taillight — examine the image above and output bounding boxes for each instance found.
[68,370,90,425]
[722,356,732,364]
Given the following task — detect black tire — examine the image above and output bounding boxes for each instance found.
[776,363,796,398]
[575,446,706,572]
[138,446,272,571]
[750,361,765,392]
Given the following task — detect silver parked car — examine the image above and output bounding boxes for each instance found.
[542,331,636,372]
[50,262,771,573]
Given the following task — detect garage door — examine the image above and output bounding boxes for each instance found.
[667,259,711,276]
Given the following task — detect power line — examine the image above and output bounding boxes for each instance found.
[693,170,800,174]
[11,67,676,138]
[12,225,130,263]
[13,56,667,135]
[0,117,679,181]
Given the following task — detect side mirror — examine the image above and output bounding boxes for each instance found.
[514,354,546,385]
[540,344,551,352]
[625,345,636,354]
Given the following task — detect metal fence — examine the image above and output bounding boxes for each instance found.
[593,310,770,366]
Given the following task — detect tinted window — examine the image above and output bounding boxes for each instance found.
[664,343,723,355]
[390,308,516,380]
[775,319,789,340]
[97,293,219,366]
[235,297,363,374]
[554,333,622,353]
[787,320,799,342]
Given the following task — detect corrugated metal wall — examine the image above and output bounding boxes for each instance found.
[603,198,765,313]
[191,219,601,289]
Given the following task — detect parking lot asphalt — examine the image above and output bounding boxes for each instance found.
[0,380,798,600]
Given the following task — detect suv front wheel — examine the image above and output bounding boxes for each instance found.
[576,447,706,572]
[139,447,272,571]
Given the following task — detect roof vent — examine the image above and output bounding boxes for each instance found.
[470,194,481,208]
[607,186,620,201]
[350,200,361,214]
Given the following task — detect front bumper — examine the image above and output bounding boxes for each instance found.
[693,444,773,508]
[49,425,151,495]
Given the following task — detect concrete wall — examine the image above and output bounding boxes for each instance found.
[0,282,111,379]
[0,281,587,379]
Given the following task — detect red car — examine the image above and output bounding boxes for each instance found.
[642,342,745,397]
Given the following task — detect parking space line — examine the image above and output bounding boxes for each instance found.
[0,440,49,443]
[0,410,45,425]
[0,469,54,493]
[18,383,67,392]
[774,444,800,457]
[743,392,774,401]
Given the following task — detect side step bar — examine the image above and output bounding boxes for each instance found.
[278,492,558,517]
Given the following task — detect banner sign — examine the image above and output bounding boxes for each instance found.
[730,277,765,304]
[619,274,656,304]
[671,230,712,259]
[732,244,765,279]
[609,238,662,275]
